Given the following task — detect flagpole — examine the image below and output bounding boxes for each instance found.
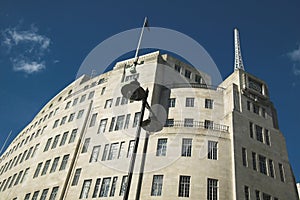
[0,130,12,155]
[134,17,148,60]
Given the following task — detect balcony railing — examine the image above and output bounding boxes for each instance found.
[165,83,225,91]
[164,120,229,132]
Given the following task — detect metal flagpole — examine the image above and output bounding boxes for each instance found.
[0,130,12,155]
[134,17,148,61]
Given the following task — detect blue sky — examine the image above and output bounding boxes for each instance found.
[0,0,300,182]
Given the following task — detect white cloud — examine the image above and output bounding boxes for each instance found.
[292,64,300,76]
[288,45,300,62]
[12,59,45,74]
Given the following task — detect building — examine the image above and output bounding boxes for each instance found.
[0,29,299,200]
[297,183,300,199]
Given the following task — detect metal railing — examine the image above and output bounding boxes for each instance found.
[164,120,229,132]
[166,83,225,91]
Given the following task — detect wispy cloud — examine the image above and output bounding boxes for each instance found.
[288,45,300,62]
[1,24,51,75]
[292,64,300,76]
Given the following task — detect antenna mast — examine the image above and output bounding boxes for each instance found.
[234,28,245,71]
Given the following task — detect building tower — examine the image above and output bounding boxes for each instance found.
[0,29,298,200]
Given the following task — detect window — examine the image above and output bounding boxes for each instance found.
[50,157,60,173]
[60,132,68,146]
[156,139,167,156]
[178,175,190,197]
[44,138,52,152]
[102,144,109,161]
[119,176,128,196]
[88,91,95,99]
[244,186,250,200]
[59,154,70,171]
[265,129,270,146]
[90,145,101,162]
[242,147,248,167]
[262,193,271,200]
[109,117,116,132]
[82,138,91,153]
[115,115,125,130]
[249,122,254,138]
[255,125,263,142]
[168,98,176,107]
[133,112,141,127]
[151,175,163,196]
[121,97,128,105]
[33,162,43,178]
[40,188,49,200]
[8,173,17,188]
[72,168,82,186]
[25,146,33,160]
[181,138,192,157]
[104,99,113,108]
[259,155,267,175]
[108,143,119,160]
[204,120,214,129]
[115,97,121,106]
[72,98,78,106]
[110,176,118,197]
[207,178,218,200]
[100,177,111,197]
[124,114,131,129]
[53,120,59,128]
[24,193,31,200]
[268,159,275,178]
[253,104,260,114]
[195,74,202,83]
[69,129,78,143]
[184,118,194,127]
[31,143,40,158]
[252,152,257,170]
[80,94,86,103]
[279,163,285,182]
[247,101,251,111]
[208,141,218,160]
[92,178,101,198]
[118,142,126,159]
[77,109,84,119]
[205,99,213,109]
[49,186,59,200]
[127,140,135,158]
[165,119,174,127]
[255,190,261,200]
[262,107,266,118]
[175,64,181,72]
[20,168,29,183]
[14,170,23,185]
[32,191,39,200]
[98,119,108,134]
[185,97,194,107]
[89,113,98,127]
[51,135,60,149]
[60,116,67,126]
[41,160,51,175]
[68,113,75,122]
[184,69,191,79]
[65,101,71,109]
[101,87,106,95]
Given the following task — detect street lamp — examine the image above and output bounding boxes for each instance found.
[121,79,163,200]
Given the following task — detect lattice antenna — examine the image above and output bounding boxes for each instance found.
[234,28,245,71]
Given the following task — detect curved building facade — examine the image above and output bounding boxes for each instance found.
[0,49,299,199]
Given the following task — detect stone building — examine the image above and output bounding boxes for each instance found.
[0,30,299,200]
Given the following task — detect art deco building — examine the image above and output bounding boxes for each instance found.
[0,30,299,200]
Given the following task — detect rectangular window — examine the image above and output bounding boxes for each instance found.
[24,193,31,200]
[115,115,125,131]
[242,147,248,167]
[265,129,270,146]
[32,191,39,200]
[81,138,91,153]
[259,155,267,175]
[59,154,70,171]
[119,176,128,196]
[92,178,101,198]
[20,168,29,183]
[168,98,176,107]
[40,188,49,200]
[101,87,106,95]
[255,190,261,200]
[71,168,82,186]
[252,152,257,171]
[53,120,59,128]
[33,162,43,178]
[60,132,68,146]
[90,145,101,162]
[72,98,78,106]
[109,117,116,132]
[8,173,17,188]
[65,101,71,109]
[184,118,194,127]
[50,157,60,173]
[204,120,214,129]
[244,186,250,200]
[127,140,135,158]
[80,94,86,103]
[102,144,109,161]
[51,135,60,149]
[133,112,141,127]
[151,175,163,196]
[205,99,214,109]
[255,125,263,143]
[195,74,202,83]
[115,97,121,106]
[110,176,118,197]
[60,116,67,125]
[99,177,111,197]
[175,64,181,72]
[185,97,194,107]
[185,69,191,79]
[247,101,251,111]
[80,180,92,199]
[249,122,254,138]
[88,91,95,99]
[44,138,52,152]
[156,139,167,156]
[121,96,128,105]
[208,141,218,160]
[165,119,174,127]
[181,138,192,157]
[25,146,33,160]
[262,193,271,200]
[279,163,285,182]
[69,129,78,143]
[108,143,119,160]
[104,99,113,108]
[89,113,98,127]
[14,170,23,185]
[77,109,84,119]
[68,113,75,122]
[118,141,126,159]
[262,107,266,118]
[207,178,218,200]
[98,118,108,134]
[253,104,260,114]
[124,114,131,129]
[41,160,51,175]
[178,175,190,197]
[268,159,275,178]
